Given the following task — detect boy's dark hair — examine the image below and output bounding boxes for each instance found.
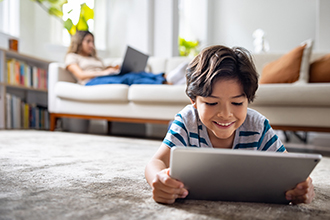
[186,45,259,103]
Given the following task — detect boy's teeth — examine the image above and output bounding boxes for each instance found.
[216,122,232,126]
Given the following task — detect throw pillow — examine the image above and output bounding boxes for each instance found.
[309,54,330,83]
[296,39,313,83]
[260,44,306,84]
[165,61,189,85]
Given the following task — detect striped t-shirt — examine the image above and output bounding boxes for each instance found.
[163,104,286,152]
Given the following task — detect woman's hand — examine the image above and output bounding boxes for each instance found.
[102,65,120,76]
[151,168,188,204]
[286,177,315,204]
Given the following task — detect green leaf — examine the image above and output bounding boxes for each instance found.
[80,3,94,21]
[46,0,67,5]
[68,25,77,36]
[48,6,63,17]
[76,17,88,31]
[54,0,68,7]
[64,18,73,31]
[47,0,59,3]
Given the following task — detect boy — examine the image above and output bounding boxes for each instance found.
[145,45,314,204]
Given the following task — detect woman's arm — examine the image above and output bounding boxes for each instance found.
[67,63,119,81]
[145,143,188,204]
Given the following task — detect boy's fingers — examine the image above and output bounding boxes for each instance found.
[178,188,189,198]
[153,195,176,204]
[154,182,184,195]
[152,186,187,204]
[291,191,314,205]
[296,178,311,190]
[286,178,315,204]
[156,170,184,189]
[151,168,189,204]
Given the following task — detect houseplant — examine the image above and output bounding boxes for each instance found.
[31,0,94,35]
[178,37,199,57]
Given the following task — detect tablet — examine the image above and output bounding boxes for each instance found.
[170,147,322,204]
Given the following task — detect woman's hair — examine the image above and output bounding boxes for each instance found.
[186,45,259,103]
[66,30,97,58]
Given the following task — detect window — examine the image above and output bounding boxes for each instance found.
[62,0,95,46]
[0,0,20,37]
[51,0,106,50]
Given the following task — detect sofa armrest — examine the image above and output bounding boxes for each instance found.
[48,62,76,113]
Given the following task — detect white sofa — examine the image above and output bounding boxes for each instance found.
[48,57,191,131]
[250,53,330,133]
[48,54,330,133]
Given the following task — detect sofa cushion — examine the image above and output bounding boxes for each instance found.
[128,84,191,104]
[309,54,330,83]
[259,44,306,84]
[250,83,330,107]
[55,82,129,102]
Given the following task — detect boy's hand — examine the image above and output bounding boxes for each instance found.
[285,177,315,205]
[151,168,188,204]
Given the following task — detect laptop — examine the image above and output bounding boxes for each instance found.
[170,147,322,204]
[118,46,149,75]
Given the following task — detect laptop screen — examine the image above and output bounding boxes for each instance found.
[119,46,149,75]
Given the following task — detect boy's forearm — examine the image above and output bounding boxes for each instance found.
[145,159,167,186]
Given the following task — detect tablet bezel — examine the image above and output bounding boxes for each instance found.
[170,147,322,204]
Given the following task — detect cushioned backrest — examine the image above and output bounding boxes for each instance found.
[166,57,192,74]
[310,53,329,62]
[146,57,167,74]
[252,54,283,76]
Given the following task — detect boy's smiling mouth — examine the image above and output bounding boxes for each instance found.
[214,121,235,127]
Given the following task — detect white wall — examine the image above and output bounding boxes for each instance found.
[16,0,67,62]
[108,0,180,58]
[316,0,330,52]
[211,0,317,53]
[179,0,208,49]
[1,0,329,63]
[153,0,179,57]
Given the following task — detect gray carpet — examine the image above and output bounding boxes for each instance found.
[0,130,329,220]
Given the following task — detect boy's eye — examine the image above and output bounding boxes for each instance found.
[232,102,243,106]
[206,102,218,106]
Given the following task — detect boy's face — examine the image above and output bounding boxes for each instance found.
[191,78,248,147]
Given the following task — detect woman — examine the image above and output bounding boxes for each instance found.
[65,31,120,85]
[65,31,167,86]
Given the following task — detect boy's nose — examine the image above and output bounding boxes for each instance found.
[217,105,232,118]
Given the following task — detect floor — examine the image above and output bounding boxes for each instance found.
[1,130,329,220]
[276,130,330,156]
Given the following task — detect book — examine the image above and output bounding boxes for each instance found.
[6,59,11,84]
[5,93,12,129]
[12,95,21,129]
[5,58,48,89]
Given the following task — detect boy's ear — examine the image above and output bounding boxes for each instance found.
[190,98,197,109]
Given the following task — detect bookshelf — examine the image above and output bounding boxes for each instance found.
[0,48,51,130]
